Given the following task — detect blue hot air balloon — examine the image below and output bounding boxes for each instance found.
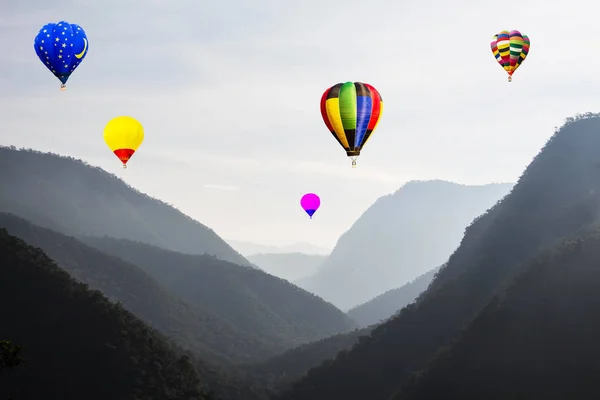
[34,21,89,90]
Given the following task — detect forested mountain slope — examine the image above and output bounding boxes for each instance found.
[0,146,250,266]
[246,327,371,389]
[394,231,600,399]
[0,213,273,364]
[347,266,440,327]
[274,113,600,400]
[80,235,357,349]
[0,229,212,400]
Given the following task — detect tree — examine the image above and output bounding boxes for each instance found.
[0,340,23,373]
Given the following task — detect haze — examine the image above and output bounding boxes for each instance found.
[2,0,599,249]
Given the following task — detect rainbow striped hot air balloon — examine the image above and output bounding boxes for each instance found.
[490,30,530,82]
[320,82,383,167]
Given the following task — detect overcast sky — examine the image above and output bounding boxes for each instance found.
[1,0,600,250]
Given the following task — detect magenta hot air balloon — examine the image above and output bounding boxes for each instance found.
[300,193,320,219]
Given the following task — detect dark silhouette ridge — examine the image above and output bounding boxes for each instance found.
[393,230,600,399]
[0,228,212,400]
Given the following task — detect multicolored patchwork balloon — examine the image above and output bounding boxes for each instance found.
[490,30,530,82]
[320,82,383,167]
[300,193,320,219]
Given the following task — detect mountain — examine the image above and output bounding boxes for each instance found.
[228,240,330,256]
[247,253,327,282]
[80,235,357,350]
[0,212,273,365]
[0,228,212,400]
[393,231,600,399]
[299,180,514,310]
[246,327,370,390]
[273,113,600,400]
[347,266,440,327]
[248,268,441,386]
[0,146,250,266]
[245,292,399,391]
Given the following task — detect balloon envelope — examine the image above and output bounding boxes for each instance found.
[34,21,89,88]
[490,30,529,81]
[103,116,144,168]
[320,82,383,164]
[300,193,320,218]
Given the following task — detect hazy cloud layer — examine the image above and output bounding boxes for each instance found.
[1,0,599,247]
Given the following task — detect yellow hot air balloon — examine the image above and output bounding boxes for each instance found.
[103,116,144,168]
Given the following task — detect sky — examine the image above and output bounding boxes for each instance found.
[2,0,600,250]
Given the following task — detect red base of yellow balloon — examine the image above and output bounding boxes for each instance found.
[113,148,135,166]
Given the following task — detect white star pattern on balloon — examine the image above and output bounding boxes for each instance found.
[33,21,88,86]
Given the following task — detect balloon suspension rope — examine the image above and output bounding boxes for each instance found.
[60,83,67,91]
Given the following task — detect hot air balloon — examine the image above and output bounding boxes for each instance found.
[300,193,320,219]
[490,30,530,82]
[320,82,383,167]
[103,117,144,168]
[34,21,89,91]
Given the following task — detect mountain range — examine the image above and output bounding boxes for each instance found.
[0,146,250,266]
[297,180,514,310]
[5,113,600,399]
[271,112,600,400]
[0,210,357,363]
[0,147,365,399]
[0,212,267,364]
[80,235,355,349]
[0,229,213,400]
